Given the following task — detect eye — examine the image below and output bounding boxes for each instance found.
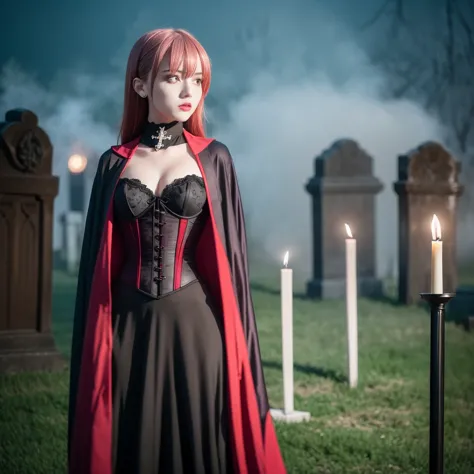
[194,78,203,85]
[167,75,179,83]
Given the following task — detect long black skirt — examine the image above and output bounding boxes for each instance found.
[111,279,233,474]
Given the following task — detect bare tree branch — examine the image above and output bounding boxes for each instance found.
[360,0,392,31]
[450,93,474,152]
[445,0,456,85]
[394,0,407,23]
[361,0,474,154]
[454,0,474,60]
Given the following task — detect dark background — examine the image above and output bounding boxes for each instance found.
[1,0,473,275]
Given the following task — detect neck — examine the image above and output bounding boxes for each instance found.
[148,117,173,125]
[147,109,175,124]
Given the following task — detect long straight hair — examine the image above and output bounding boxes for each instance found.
[119,29,212,144]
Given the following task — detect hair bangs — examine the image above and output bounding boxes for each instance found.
[167,35,202,78]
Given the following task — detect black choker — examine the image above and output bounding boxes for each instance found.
[140,121,186,151]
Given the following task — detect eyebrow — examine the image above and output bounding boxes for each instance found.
[161,69,203,75]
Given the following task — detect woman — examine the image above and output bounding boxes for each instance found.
[68,28,286,474]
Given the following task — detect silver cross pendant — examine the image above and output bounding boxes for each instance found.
[151,127,172,151]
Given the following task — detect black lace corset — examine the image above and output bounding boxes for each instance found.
[115,174,206,219]
[113,174,208,298]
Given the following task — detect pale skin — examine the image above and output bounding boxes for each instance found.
[121,55,204,196]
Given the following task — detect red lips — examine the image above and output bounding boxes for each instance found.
[179,103,192,111]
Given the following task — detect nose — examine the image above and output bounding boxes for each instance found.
[179,79,192,98]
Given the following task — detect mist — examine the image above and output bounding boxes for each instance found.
[0,0,449,279]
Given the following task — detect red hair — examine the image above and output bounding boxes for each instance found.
[119,29,212,144]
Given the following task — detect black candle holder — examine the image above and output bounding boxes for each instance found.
[419,292,455,474]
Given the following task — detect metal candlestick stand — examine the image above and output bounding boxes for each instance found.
[419,292,455,474]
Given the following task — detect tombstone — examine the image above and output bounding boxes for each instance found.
[305,139,384,299]
[0,108,65,373]
[393,141,463,305]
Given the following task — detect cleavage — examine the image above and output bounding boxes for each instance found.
[125,175,204,199]
[160,175,202,198]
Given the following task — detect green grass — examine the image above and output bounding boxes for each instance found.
[1,270,473,474]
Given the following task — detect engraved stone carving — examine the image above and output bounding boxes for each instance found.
[0,108,63,373]
[14,129,44,172]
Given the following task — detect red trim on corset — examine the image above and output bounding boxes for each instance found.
[173,219,188,290]
[134,220,141,287]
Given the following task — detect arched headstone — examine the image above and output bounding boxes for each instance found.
[305,139,384,299]
[394,141,464,304]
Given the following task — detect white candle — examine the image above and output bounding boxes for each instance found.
[281,250,294,414]
[344,224,358,388]
[431,214,443,294]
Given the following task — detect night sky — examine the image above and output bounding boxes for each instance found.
[1,0,387,82]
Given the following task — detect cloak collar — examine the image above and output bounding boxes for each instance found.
[111,129,214,159]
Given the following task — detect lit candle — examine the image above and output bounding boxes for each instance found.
[345,224,358,388]
[68,154,88,213]
[281,250,294,414]
[68,154,88,174]
[431,214,443,294]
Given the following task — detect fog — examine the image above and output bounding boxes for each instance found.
[0,0,451,279]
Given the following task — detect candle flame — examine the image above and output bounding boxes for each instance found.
[68,154,88,174]
[431,214,442,241]
[344,223,353,239]
[283,250,289,268]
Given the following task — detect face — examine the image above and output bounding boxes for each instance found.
[133,54,203,124]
